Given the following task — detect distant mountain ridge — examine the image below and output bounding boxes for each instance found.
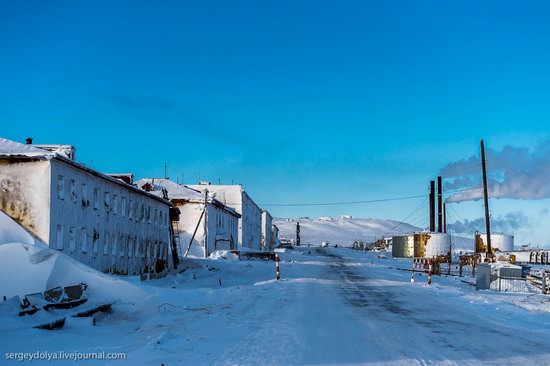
[273,216,421,247]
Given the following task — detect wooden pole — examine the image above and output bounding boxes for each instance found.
[480,139,492,255]
[184,208,206,257]
[204,189,208,258]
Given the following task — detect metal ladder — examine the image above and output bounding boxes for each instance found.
[171,220,183,260]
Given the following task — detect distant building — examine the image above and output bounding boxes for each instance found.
[271,224,281,248]
[187,183,263,250]
[0,138,172,275]
[136,179,240,258]
[261,209,273,251]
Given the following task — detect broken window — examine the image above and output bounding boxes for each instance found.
[69,227,76,252]
[128,199,133,220]
[57,175,64,200]
[92,229,99,254]
[146,206,151,223]
[93,188,100,210]
[69,179,77,202]
[104,191,110,212]
[80,228,87,253]
[56,225,63,250]
[81,183,88,207]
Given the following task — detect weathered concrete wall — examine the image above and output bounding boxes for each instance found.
[188,185,262,251]
[261,210,273,251]
[49,159,171,275]
[174,200,238,258]
[0,158,51,242]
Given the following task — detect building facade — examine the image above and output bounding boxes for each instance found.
[187,184,263,250]
[0,138,172,275]
[261,209,273,251]
[137,179,240,258]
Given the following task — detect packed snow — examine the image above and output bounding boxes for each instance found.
[2,212,550,365]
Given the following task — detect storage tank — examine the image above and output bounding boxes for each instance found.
[414,232,451,258]
[392,235,414,258]
[475,233,514,252]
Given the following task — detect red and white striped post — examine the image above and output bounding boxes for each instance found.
[428,259,433,285]
[275,254,281,280]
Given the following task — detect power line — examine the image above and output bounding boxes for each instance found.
[254,194,427,207]
[379,197,429,239]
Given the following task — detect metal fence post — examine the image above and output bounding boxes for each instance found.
[543,272,547,295]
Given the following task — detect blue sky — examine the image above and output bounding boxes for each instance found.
[2,1,550,245]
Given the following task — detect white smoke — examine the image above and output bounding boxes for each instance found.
[447,211,530,234]
[441,142,550,203]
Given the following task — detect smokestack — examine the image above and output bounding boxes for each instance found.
[429,180,435,232]
[443,203,447,233]
[437,176,443,233]
[25,137,33,145]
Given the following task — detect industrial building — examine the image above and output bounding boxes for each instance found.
[137,179,240,258]
[475,232,514,252]
[188,183,263,250]
[392,232,451,258]
[0,138,172,275]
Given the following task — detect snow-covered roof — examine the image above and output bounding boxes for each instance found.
[0,138,58,158]
[136,179,240,217]
[0,138,170,206]
[136,179,205,201]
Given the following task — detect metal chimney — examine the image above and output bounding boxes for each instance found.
[25,137,33,145]
[429,180,435,232]
[437,176,443,233]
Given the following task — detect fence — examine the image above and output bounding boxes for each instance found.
[493,276,545,294]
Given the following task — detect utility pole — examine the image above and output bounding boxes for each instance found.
[204,189,209,258]
[480,139,492,255]
[429,180,435,232]
[164,162,167,179]
[437,176,443,233]
[296,222,301,246]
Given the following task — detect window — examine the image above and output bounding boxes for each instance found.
[154,208,158,225]
[128,238,132,258]
[121,197,127,217]
[93,188,100,210]
[103,230,109,255]
[69,227,76,252]
[56,224,63,249]
[57,175,64,200]
[69,179,77,202]
[81,183,88,207]
[113,195,118,215]
[104,191,111,212]
[128,199,133,220]
[146,206,151,223]
[92,229,99,254]
[80,228,87,253]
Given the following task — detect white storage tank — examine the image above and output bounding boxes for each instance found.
[423,233,451,257]
[476,233,514,252]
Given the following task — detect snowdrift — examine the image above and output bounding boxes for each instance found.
[0,211,143,302]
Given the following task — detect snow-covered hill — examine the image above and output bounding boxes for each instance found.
[273,216,421,246]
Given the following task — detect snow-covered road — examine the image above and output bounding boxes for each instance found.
[3,247,550,365]
[212,248,550,365]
